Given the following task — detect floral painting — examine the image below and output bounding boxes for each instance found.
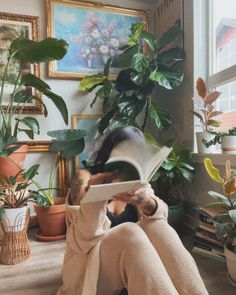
[47,0,147,78]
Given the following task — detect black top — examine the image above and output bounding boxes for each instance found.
[106,204,138,228]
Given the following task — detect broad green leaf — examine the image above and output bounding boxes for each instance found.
[79,75,106,91]
[141,31,157,51]
[149,103,172,129]
[21,73,51,91]
[207,119,221,127]
[15,117,40,135]
[157,47,185,64]
[157,26,182,50]
[208,191,231,206]
[204,158,224,183]
[51,139,85,159]
[117,45,138,67]
[229,209,236,223]
[178,167,195,182]
[190,111,204,122]
[18,129,34,139]
[24,164,40,180]
[130,71,146,86]
[11,37,68,64]
[149,70,184,89]
[132,52,149,73]
[128,22,145,46]
[203,202,229,209]
[144,132,159,147]
[48,129,87,141]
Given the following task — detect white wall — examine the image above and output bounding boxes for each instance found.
[1,0,156,140]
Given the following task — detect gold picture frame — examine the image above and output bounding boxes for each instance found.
[71,114,103,171]
[46,0,148,79]
[0,12,43,114]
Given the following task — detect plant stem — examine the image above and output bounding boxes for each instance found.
[141,96,150,131]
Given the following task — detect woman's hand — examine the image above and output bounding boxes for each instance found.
[70,169,119,205]
[113,183,158,216]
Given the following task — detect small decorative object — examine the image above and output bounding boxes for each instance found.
[192,77,222,153]
[204,158,236,286]
[0,165,39,264]
[46,0,148,79]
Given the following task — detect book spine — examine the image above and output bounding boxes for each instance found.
[192,247,225,263]
[194,234,224,248]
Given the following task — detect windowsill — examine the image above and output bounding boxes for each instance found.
[192,152,236,165]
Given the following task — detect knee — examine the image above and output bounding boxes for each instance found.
[102,222,149,250]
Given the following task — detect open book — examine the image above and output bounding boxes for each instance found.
[80,140,172,204]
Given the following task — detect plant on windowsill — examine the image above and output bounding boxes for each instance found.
[0,37,69,177]
[221,127,236,154]
[204,158,236,286]
[191,77,222,153]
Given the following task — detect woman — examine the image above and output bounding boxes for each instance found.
[58,126,208,295]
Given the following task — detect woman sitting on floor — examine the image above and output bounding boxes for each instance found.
[58,126,208,295]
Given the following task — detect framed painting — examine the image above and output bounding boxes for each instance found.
[20,141,68,225]
[156,0,184,49]
[72,114,103,170]
[0,12,42,114]
[46,0,148,79]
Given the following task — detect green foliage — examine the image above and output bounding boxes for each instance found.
[151,140,195,204]
[0,165,39,218]
[79,22,184,133]
[204,158,236,252]
[47,129,87,159]
[0,37,69,157]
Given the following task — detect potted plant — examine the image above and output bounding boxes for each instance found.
[151,140,195,229]
[204,158,236,286]
[221,127,236,154]
[0,164,39,264]
[29,155,68,241]
[0,36,69,177]
[79,22,185,134]
[192,77,222,153]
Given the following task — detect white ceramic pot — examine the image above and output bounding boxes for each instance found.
[221,136,236,153]
[1,206,29,232]
[196,131,220,153]
[224,243,236,287]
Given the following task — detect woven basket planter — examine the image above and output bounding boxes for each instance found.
[0,206,30,265]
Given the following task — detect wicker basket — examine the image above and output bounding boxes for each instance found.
[0,207,30,265]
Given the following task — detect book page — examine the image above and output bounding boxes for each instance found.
[80,180,146,204]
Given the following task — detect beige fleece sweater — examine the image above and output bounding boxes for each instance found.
[57,197,168,295]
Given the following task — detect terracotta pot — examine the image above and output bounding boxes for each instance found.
[34,197,66,239]
[0,144,28,178]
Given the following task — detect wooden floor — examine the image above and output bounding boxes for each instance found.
[0,228,235,295]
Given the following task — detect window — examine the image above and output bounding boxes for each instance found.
[208,0,236,116]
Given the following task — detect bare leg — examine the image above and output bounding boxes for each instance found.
[97,222,179,295]
[138,219,208,295]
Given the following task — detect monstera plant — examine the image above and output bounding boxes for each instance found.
[79,22,185,134]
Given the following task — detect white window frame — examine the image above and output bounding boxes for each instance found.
[207,0,236,91]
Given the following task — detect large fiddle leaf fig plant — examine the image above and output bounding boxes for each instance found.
[0,37,69,157]
[79,22,185,134]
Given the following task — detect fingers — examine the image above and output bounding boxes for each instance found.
[88,170,119,185]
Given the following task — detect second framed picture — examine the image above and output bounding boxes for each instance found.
[46,0,148,79]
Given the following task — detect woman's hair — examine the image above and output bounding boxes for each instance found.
[90,126,145,174]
